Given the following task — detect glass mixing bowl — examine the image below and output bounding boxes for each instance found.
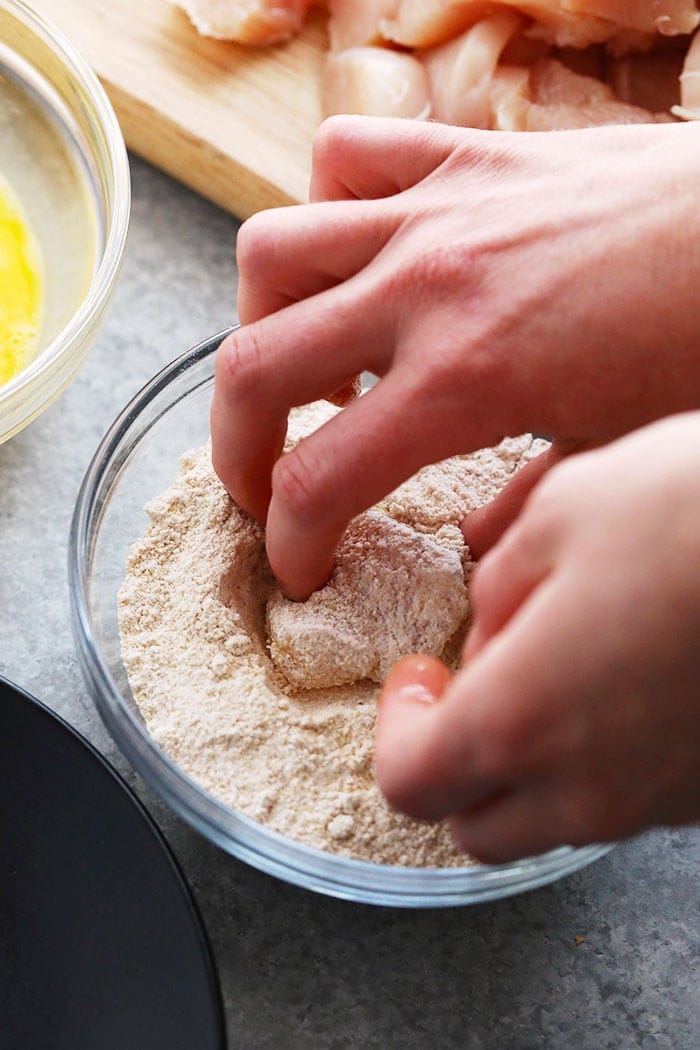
[0,0,130,442]
[70,331,612,907]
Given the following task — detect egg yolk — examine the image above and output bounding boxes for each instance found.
[0,175,43,386]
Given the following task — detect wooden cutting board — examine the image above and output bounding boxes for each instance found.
[32,0,327,218]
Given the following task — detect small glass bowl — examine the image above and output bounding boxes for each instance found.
[70,331,612,907]
[0,0,130,442]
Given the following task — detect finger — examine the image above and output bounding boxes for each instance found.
[310,115,463,202]
[236,200,399,324]
[461,443,560,559]
[210,290,390,524]
[374,571,599,824]
[382,653,453,706]
[265,370,471,599]
[463,492,560,660]
[375,654,501,822]
[449,783,569,864]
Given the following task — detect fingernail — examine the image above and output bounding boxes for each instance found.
[393,683,441,705]
[381,654,451,707]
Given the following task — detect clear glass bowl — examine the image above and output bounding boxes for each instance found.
[70,331,612,907]
[0,0,130,442]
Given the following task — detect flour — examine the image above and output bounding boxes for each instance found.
[118,401,546,867]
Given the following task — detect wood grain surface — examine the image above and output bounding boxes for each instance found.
[32,0,326,218]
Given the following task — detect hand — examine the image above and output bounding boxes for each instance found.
[375,413,700,862]
[211,115,700,599]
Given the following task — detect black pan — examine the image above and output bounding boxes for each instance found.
[0,677,226,1050]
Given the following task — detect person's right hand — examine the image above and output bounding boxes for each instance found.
[211,115,700,599]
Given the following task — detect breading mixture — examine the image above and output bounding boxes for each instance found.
[119,401,546,866]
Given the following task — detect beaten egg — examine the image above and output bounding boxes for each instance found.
[0,174,43,386]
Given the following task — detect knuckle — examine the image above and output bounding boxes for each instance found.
[215,328,265,403]
[272,443,330,526]
[396,240,480,304]
[312,114,356,173]
[236,210,279,277]
[451,132,524,180]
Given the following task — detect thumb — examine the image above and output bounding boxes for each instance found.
[375,654,452,820]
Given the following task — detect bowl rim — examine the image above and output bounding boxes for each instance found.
[69,330,613,906]
[0,0,130,421]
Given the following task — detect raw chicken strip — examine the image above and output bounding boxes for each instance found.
[526,58,670,129]
[489,58,670,131]
[605,29,659,58]
[527,96,663,128]
[532,56,624,103]
[172,0,313,44]
[382,1,500,49]
[326,0,398,52]
[673,29,700,118]
[500,28,551,65]
[555,44,607,79]
[518,1,698,45]
[423,11,523,128]
[520,6,618,48]
[609,49,684,112]
[488,64,532,129]
[566,1,699,37]
[323,47,431,119]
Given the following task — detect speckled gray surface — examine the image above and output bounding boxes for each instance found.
[0,156,697,1050]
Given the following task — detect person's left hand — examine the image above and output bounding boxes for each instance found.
[375,412,700,861]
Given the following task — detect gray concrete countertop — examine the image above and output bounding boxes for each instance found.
[0,156,697,1050]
